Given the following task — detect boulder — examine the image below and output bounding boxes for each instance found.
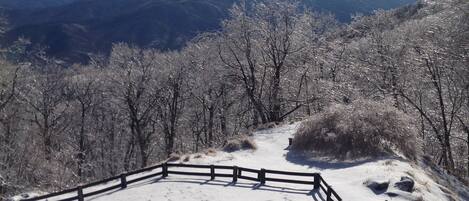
[364,180,389,193]
[394,176,414,192]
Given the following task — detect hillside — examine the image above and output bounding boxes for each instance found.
[1,0,467,200]
[0,0,77,9]
[13,123,468,201]
[3,0,236,63]
[2,0,415,63]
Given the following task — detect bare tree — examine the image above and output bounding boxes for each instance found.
[19,63,70,161]
[155,52,188,157]
[0,62,19,111]
[184,37,233,149]
[219,0,306,124]
[108,44,161,168]
[66,65,102,179]
[398,12,468,172]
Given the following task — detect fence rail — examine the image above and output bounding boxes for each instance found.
[21,163,341,201]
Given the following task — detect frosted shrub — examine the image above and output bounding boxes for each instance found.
[167,153,181,162]
[292,100,417,159]
[223,136,257,152]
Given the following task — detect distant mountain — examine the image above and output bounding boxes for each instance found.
[2,0,415,63]
[3,0,236,63]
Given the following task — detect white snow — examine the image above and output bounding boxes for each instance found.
[22,122,458,201]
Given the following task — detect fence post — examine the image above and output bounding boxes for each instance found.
[77,186,84,201]
[259,169,266,185]
[313,174,320,189]
[326,187,332,201]
[232,166,238,183]
[162,163,168,178]
[210,165,215,180]
[120,173,127,189]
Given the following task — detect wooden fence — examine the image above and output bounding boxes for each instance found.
[21,163,341,201]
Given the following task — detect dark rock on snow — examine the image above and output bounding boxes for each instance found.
[365,180,390,193]
[394,176,415,192]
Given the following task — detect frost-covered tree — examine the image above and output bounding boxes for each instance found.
[219,0,327,124]
[108,44,162,168]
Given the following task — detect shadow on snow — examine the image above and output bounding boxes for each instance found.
[87,177,326,201]
[285,149,406,170]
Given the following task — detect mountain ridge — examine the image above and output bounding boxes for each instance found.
[0,0,77,9]
[2,0,415,63]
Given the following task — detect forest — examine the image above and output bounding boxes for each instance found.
[0,0,467,198]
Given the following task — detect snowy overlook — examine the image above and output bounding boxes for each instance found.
[0,0,467,200]
[13,122,468,201]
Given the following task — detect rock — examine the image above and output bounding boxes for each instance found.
[385,191,399,197]
[394,176,414,192]
[364,180,389,193]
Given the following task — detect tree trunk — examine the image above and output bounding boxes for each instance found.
[123,137,135,171]
[390,65,400,109]
[220,113,228,137]
[132,120,149,168]
[270,66,282,122]
[457,116,469,177]
[444,132,455,172]
[138,140,148,168]
[78,104,86,179]
[208,106,215,147]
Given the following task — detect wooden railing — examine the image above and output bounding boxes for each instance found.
[21,163,341,201]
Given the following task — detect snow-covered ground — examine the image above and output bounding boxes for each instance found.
[16,122,464,201]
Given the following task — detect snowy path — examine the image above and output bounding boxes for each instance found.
[43,123,449,201]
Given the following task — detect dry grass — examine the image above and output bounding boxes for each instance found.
[204,148,217,156]
[292,99,418,160]
[384,160,394,166]
[413,196,424,201]
[223,136,257,152]
[167,153,181,162]
[254,122,278,131]
[182,155,190,162]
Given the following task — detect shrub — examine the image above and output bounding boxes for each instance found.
[204,148,217,156]
[292,99,417,159]
[167,153,181,162]
[223,136,257,152]
[240,138,257,150]
[223,140,241,152]
[182,155,190,162]
[254,122,278,131]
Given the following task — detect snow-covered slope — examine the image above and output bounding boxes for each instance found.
[19,123,463,201]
